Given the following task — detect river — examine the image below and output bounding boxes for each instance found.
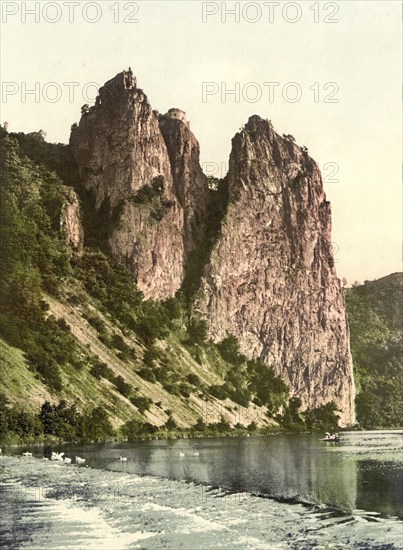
[0,431,402,549]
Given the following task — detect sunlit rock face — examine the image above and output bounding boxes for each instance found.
[197,116,355,426]
[59,188,84,258]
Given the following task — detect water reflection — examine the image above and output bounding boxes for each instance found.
[8,431,402,519]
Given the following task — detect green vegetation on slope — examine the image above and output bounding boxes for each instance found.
[0,128,341,443]
[345,274,402,429]
[0,129,85,391]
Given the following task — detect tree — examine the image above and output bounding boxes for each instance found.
[217,334,246,366]
[165,414,177,430]
[114,375,132,397]
[304,401,340,432]
[193,417,206,431]
[82,406,114,442]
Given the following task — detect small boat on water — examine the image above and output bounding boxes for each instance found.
[321,432,340,442]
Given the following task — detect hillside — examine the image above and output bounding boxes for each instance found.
[0,127,291,441]
[0,71,358,440]
[345,274,402,428]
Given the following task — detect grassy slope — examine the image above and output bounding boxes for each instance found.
[0,129,277,434]
[0,281,273,430]
[0,339,52,411]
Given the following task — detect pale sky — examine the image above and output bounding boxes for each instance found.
[1,0,401,284]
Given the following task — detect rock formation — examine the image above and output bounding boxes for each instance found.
[69,71,355,425]
[70,71,209,299]
[159,111,209,253]
[198,116,355,425]
[59,187,84,258]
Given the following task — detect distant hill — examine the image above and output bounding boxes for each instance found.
[345,274,402,428]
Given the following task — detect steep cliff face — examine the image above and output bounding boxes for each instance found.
[69,72,185,299]
[159,114,210,253]
[198,116,355,425]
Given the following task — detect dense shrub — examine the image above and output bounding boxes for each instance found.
[209,384,228,400]
[186,319,209,344]
[113,375,132,397]
[130,395,152,414]
[165,415,177,429]
[208,415,231,433]
[246,358,289,415]
[303,402,340,432]
[90,362,115,381]
[187,373,201,387]
[85,314,106,333]
[217,335,246,366]
[39,400,115,442]
[121,418,157,440]
[192,417,206,431]
[137,368,157,383]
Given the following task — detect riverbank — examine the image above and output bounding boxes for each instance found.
[0,424,287,447]
[1,434,402,550]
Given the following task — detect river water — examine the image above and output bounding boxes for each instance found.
[0,431,402,549]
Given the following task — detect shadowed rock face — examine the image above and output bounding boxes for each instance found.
[197,116,355,425]
[70,72,355,424]
[159,116,209,255]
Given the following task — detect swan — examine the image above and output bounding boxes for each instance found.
[75,456,86,464]
[192,451,199,457]
[119,456,128,462]
[179,452,185,458]
[63,457,72,464]
[51,452,64,461]
[22,452,32,457]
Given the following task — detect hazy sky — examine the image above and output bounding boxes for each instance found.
[1,0,401,283]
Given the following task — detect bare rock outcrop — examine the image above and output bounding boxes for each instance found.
[159,111,210,254]
[59,187,84,258]
[69,71,185,299]
[197,116,355,425]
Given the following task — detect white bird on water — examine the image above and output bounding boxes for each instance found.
[179,452,185,458]
[193,451,199,457]
[119,456,128,462]
[22,452,32,457]
[51,452,64,461]
[64,457,72,464]
[75,456,86,464]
